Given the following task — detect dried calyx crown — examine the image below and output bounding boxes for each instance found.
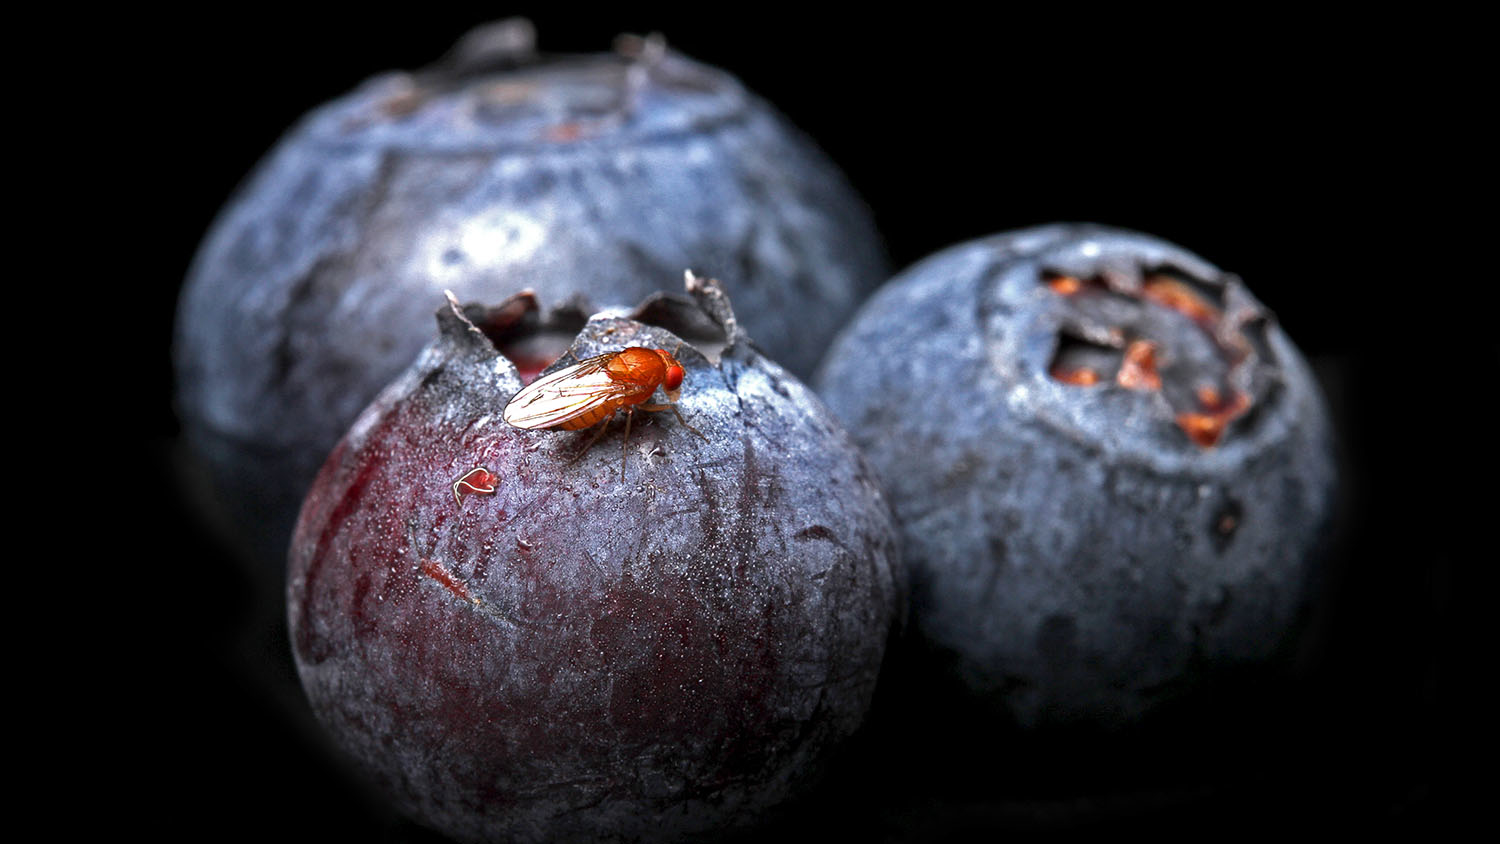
[436,270,747,380]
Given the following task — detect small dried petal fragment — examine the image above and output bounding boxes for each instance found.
[451,466,499,506]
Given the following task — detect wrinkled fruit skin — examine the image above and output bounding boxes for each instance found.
[289,282,902,842]
[177,27,888,571]
[815,224,1336,727]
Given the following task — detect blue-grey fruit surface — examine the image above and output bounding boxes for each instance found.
[175,22,887,572]
[289,275,902,843]
[815,224,1337,727]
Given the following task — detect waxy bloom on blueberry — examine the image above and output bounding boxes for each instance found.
[176,20,888,574]
[289,275,903,843]
[816,224,1337,727]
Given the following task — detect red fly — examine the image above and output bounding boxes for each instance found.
[502,347,705,478]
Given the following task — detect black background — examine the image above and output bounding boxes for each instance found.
[129,9,1459,841]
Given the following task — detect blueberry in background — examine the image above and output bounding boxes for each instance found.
[816,224,1337,726]
[174,19,888,577]
[288,275,902,842]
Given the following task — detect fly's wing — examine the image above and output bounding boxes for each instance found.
[502,354,642,429]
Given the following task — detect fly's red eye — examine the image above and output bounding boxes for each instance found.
[665,365,684,391]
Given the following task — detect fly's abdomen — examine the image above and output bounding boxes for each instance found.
[558,403,616,431]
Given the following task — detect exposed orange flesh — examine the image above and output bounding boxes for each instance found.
[1197,384,1224,410]
[1052,366,1101,386]
[1176,413,1228,448]
[1142,276,1221,327]
[1175,391,1251,448]
[1047,275,1085,296]
[1116,340,1162,391]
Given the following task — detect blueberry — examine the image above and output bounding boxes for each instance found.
[176,21,888,573]
[289,274,902,842]
[815,224,1337,726]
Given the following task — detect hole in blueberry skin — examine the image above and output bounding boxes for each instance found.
[1210,497,1244,553]
[498,334,579,383]
[452,285,736,388]
[460,293,589,384]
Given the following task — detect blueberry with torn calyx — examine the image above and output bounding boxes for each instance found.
[289,275,902,843]
[815,224,1337,727]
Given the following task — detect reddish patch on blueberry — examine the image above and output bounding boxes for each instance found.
[420,557,480,605]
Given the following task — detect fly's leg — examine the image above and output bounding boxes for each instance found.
[640,402,707,442]
[620,408,634,481]
[569,414,612,464]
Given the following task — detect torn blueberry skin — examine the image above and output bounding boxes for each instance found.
[815,224,1337,727]
[175,20,889,574]
[288,275,902,843]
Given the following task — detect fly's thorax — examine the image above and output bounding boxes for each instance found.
[606,347,668,386]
